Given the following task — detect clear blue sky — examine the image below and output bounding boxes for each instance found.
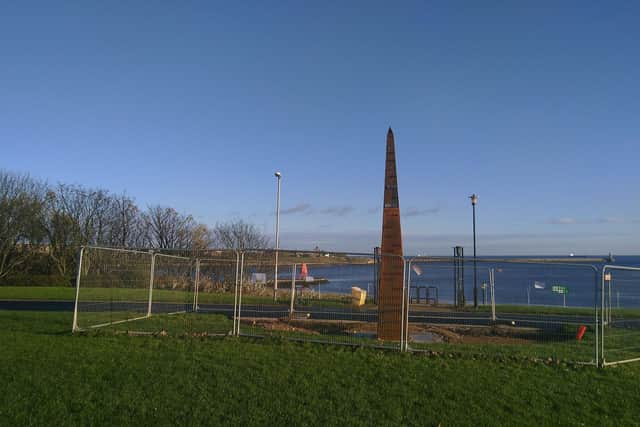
[2,1,639,254]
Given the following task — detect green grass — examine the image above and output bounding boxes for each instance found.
[76,311,234,336]
[76,311,602,361]
[5,286,640,317]
[73,305,640,366]
[477,304,640,318]
[410,339,597,363]
[2,310,640,425]
[0,286,358,307]
[0,285,78,300]
[406,322,600,363]
[0,285,244,304]
[477,304,598,316]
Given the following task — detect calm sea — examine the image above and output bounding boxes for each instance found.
[290,256,640,309]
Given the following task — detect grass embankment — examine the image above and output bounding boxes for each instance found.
[1,310,639,426]
[0,286,359,307]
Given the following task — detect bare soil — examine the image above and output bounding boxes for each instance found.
[239,317,539,345]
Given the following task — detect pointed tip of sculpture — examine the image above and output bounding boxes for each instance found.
[387,126,393,135]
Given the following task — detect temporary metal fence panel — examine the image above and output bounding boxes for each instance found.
[142,253,200,334]
[194,255,240,335]
[236,250,404,350]
[601,265,640,366]
[236,258,300,341]
[404,258,488,352]
[73,247,237,335]
[73,246,154,331]
[490,261,599,364]
[404,257,599,364]
[151,253,196,314]
[233,250,286,337]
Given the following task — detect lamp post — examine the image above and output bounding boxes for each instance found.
[469,194,478,309]
[274,172,281,301]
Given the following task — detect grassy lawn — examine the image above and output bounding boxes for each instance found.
[74,311,603,361]
[476,304,640,318]
[5,286,640,318]
[1,310,640,425]
[0,285,78,300]
[0,286,359,307]
[477,304,598,316]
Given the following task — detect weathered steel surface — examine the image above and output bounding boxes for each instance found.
[378,128,404,341]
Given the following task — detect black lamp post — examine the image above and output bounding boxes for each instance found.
[470,194,478,309]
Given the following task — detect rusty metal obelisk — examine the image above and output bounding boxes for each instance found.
[377,127,404,341]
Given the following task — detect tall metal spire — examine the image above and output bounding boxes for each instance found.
[378,127,404,341]
[384,128,399,209]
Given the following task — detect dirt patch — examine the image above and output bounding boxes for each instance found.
[239,317,543,346]
[452,325,537,345]
[407,324,539,345]
[240,318,320,335]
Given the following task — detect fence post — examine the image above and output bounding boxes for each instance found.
[490,268,496,323]
[72,246,85,332]
[232,251,240,336]
[236,252,245,336]
[147,252,155,317]
[193,258,201,312]
[400,257,406,352]
[404,258,412,351]
[289,264,296,317]
[607,275,613,324]
[594,266,600,367]
[598,264,640,366]
[601,266,607,366]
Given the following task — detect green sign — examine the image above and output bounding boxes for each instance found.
[552,285,569,294]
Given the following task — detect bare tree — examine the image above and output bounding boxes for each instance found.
[44,184,112,275]
[0,168,231,280]
[0,171,46,278]
[142,205,196,249]
[191,223,214,251]
[107,193,144,247]
[212,220,269,250]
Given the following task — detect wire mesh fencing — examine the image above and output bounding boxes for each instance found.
[143,253,199,334]
[404,257,493,353]
[194,255,240,335]
[404,257,600,364]
[73,247,236,335]
[71,246,640,367]
[601,265,640,366]
[235,250,403,350]
[73,246,153,331]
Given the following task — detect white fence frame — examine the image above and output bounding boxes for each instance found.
[404,257,601,364]
[72,246,155,332]
[151,253,197,316]
[601,265,640,367]
[73,247,202,332]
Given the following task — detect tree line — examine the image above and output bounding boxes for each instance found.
[0,169,269,284]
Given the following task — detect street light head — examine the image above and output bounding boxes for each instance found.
[274,171,281,178]
[470,194,478,205]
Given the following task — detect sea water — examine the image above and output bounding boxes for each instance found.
[283,256,640,309]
